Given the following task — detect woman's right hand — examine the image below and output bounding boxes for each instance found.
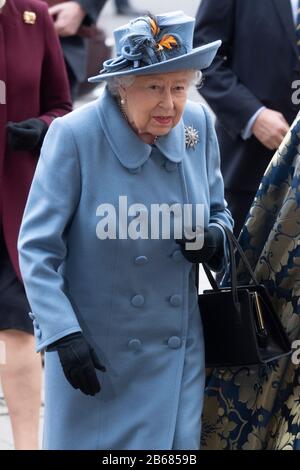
[47,332,106,396]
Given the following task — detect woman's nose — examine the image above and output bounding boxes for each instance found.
[159,89,174,110]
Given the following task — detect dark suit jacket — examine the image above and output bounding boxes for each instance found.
[194,0,300,191]
[0,0,72,279]
[60,0,107,82]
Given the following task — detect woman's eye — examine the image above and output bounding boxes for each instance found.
[149,85,160,90]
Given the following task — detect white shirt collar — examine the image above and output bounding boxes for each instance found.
[291,0,299,25]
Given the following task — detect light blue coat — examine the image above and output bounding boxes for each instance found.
[18,88,233,450]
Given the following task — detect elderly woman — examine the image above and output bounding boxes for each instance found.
[18,11,233,450]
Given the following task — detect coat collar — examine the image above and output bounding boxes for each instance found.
[97,88,186,170]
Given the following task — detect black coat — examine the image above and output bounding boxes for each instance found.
[194,0,300,191]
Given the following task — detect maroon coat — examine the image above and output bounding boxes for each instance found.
[0,0,72,279]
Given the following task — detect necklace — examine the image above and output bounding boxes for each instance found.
[118,99,158,145]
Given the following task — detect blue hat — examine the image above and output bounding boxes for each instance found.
[88,11,221,82]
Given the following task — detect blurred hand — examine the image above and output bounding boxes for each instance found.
[252,108,289,150]
[49,1,86,37]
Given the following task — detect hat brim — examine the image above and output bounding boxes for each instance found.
[88,40,221,83]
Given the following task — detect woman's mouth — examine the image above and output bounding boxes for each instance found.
[153,116,173,125]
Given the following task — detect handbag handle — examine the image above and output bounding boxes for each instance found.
[200,223,260,315]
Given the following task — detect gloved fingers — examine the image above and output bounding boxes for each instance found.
[84,367,101,395]
[64,369,80,390]
[67,367,93,395]
[67,366,101,396]
[74,372,91,395]
[7,127,38,151]
[90,348,106,372]
[8,126,37,138]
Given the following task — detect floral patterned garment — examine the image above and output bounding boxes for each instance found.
[201,113,300,450]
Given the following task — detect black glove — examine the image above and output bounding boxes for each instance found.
[47,332,106,396]
[176,226,224,268]
[6,118,48,152]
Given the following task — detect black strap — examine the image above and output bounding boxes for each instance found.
[198,222,259,315]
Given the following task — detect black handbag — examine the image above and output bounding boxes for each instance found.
[197,224,291,368]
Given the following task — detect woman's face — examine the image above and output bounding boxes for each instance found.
[119,71,192,142]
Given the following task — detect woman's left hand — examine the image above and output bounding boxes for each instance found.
[176,226,224,266]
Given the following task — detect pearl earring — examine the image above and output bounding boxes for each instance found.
[120,98,126,105]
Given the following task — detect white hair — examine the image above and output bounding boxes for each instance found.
[106,76,136,96]
[105,69,203,97]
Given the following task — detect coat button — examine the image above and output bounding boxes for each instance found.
[168,336,182,349]
[128,166,142,174]
[36,330,42,340]
[169,294,182,307]
[128,339,142,351]
[134,255,148,265]
[131,294,145,307]
[33,321,42,339]
[171,249,184,262]
[164,161,178,172]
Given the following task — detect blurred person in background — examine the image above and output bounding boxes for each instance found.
[47,0,107,99]
[0,0,71,449]
[194,0,300,235]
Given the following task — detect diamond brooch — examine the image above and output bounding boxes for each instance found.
[185,126,199,150]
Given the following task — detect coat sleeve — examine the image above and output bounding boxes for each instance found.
[203,105,234,271]
[18,118,82,352]
[194,0,263,138]
[39,3,72,127]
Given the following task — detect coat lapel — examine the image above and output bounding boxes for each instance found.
[271,0,299,59]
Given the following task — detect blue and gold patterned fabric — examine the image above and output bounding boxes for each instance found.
[201,113,300,450]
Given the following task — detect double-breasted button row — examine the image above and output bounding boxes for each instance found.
[127,158,179,175]
[131,293,182,308]
[127,336,182,351]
